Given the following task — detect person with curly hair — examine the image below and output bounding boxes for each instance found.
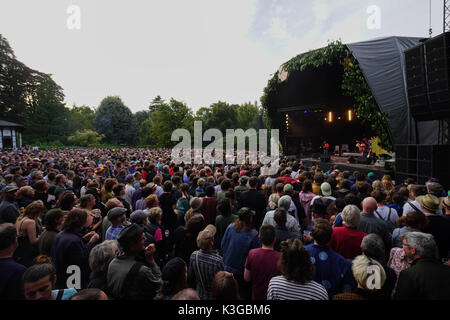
[267,238,328,300]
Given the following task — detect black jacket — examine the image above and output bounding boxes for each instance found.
[395,258,450,300]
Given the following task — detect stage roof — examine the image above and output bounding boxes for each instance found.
[271,36,439,146]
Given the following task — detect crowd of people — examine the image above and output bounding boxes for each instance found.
[0,147,449,301]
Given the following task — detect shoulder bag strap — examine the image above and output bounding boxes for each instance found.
[195,251,207,294]
[56,289,64,300]
[407,201,420,213]
[374,209,383,220]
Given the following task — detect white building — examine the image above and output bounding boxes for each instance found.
[0,120,24,149]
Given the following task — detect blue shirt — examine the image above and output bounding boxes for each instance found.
[52,288,77,300]
[333,213,343,227]
[106,225,124,240]
[305,244,355,299]
[221,223,260,275]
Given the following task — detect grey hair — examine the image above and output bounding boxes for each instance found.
[278,195,292,211]
[403,232,437,259]
[361,233,385,262]
[89,240,119,272]
[426,182,443,198]
[341,205,361,228]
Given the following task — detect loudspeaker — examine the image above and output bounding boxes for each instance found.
[425,32,450,119]
[395,144,450,189]
[405,43,432,120]
[320,155,330,163]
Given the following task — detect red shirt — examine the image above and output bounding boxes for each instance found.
[329,226,367,260]
[279,175,294,185]
[245,248,281,300]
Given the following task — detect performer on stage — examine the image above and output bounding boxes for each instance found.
[322,140,330,156]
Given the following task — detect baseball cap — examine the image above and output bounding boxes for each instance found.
[197,225,216,250]
[320,182,332,196]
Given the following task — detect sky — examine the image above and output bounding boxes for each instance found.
[0,0,443,113]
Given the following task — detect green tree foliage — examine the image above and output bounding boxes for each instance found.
[23,77,70,144]
[94,96,138,145]
[147,98,194,147]
[237,103,259,130]
[68,130,104,147]
[205,101,239,133]
[149,95,165,114]
[135,110,151,127]
[0,34,64,124]
[68,105,95,132]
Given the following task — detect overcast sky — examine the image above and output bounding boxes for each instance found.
[0,0,443,113]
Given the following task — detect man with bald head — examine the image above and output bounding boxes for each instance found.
[358,197,392,257]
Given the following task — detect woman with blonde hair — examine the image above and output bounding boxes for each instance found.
[13,200,47,267]
[381,175,395,194]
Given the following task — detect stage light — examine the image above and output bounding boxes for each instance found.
[328,112,333,122]
[304,110,308,114]
[348,110,353,121]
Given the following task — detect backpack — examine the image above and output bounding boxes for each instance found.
[375,208,396,232]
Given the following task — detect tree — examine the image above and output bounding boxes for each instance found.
[147,98,194,147]
[0,34,64,124]
[68,130,104,147]
[206,101,239,134]
[94,96,138,145]
[135,110,151,127]
[23,77,70,144]
[68,105,95,132]
[149,95,165,114]
[237,103,259,130]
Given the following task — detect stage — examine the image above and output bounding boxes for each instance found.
[286,155,395,182]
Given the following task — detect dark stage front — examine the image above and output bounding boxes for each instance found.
[268,62,375,156]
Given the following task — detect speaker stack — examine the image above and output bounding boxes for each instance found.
[395,144,450,188]
[405,32,450,120]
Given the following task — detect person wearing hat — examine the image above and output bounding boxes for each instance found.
[0,185,20,224]
[130,210,154,246]
[443,196,450,218]
[188,225,224,300]
[105,223,162,300]
[418,194,450,259]
[105,207,128,241]
[155,257,188,300]
[221,207,260,300]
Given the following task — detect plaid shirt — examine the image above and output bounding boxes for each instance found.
[105,225,124,241]
[189,249,224,300]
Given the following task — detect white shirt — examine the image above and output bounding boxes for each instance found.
[374,205,399,224]
[124,184,135,205]
[402,200,424,216]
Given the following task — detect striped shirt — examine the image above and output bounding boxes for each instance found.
[189,249,225,300]
[267,276,329,300]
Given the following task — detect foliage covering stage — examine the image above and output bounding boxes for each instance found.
[260,40,392,151]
